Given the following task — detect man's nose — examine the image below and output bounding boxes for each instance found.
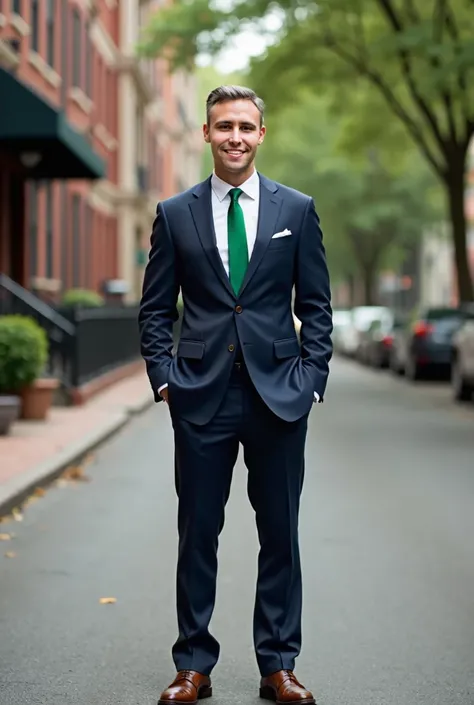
[228,129,242,144]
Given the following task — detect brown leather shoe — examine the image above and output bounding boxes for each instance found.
[158,670,212,704]
[259,670,315,704]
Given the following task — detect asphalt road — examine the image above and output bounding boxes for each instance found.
[1,357,474,705]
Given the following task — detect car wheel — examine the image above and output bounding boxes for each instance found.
[451,357,473,402]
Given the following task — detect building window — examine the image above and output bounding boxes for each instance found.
[45,182,54,278]
[32,0,39,52]
[28,182,38,281]
[72,194,81,286]
[46,0,55,68]
[85,203,93,288]
[72,8,81,87]
[85,21,92,97]
[12,0,22,15]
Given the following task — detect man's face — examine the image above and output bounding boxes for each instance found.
[203,99,266,181]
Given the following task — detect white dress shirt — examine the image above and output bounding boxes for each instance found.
[159,169,319,402]
[211,170,260,273]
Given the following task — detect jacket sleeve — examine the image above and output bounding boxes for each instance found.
[294,197,333,400]
[138,202,180,401]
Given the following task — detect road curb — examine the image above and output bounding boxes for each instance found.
[0,394,154,519]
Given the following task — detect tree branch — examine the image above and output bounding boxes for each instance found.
[322,33,445,177]
[433,0,447,42]
[403,0,421,24]
[440,0,471,137]
[376,0,447,150]
[431,3,460,142]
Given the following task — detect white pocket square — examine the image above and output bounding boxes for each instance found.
[272,229,292,239]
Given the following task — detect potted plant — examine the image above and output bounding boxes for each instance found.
[0,315,54,425]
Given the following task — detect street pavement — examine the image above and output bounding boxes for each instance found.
[1,356,474,705]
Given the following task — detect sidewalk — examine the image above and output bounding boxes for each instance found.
[0,369,153,516]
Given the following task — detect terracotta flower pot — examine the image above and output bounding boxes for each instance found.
[0,395,21,435]
[20,378,59,421]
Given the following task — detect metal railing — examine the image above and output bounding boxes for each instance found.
[62,305,141,388]
[1,274,142,396]
[0,273,75,383]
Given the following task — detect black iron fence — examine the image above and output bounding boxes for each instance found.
[64,305,140,388]
[1,274,142,396]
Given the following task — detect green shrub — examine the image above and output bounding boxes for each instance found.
[0,315,49,393]
[61,289,104,308]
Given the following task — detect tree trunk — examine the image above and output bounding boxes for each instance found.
[446,164,474,304]
[346,273,356,307]
[361,264,376,305]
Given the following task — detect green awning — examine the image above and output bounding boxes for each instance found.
[0,68,105,179]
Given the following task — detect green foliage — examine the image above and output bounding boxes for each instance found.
[0,315,49,393]
[257,90,441,289]
[61,289,104,308]
[139,0,474,299]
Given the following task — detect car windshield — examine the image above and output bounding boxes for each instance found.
[425,308,462,320]
[424,308,466,334]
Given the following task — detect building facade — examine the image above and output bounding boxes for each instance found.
[0,0,201,304]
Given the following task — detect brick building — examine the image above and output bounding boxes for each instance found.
[0,0,201,303]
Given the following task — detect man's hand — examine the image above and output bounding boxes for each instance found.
[160,387,169,404]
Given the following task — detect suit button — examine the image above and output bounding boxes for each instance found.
[228,344,235,352]
[235,305,243,313]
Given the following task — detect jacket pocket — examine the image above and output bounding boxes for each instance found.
[177,340,205,359]
[273,337,300,359]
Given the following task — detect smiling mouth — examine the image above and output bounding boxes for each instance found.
[224,150,245,156]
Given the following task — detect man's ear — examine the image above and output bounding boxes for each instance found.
[203,124,210,143]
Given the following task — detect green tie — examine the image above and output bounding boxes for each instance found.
[227,188,249,295]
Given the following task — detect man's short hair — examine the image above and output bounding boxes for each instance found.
[206,85,265,126]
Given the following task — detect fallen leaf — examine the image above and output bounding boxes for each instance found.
[33,487,46,497]
[62,465,91,482]
[99,597,117,604]
[5,551,16,558]
[12,509,23,522]
[0,533,12,541]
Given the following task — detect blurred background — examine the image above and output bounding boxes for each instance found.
[0,0,473,412]
[1,5,474,704]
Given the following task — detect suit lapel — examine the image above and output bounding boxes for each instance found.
[188,178,236,298]
[239,175,282,296]
[188,174,283,299]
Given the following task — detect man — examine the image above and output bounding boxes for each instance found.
[139,85,333,705]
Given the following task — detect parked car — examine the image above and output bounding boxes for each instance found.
[339,306,391,358]
[331,308,352,352]
[389,306,469,380]
[451,306,474,401]
[359,312,406,368]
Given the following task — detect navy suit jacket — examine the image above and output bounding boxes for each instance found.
[138,173,333,425]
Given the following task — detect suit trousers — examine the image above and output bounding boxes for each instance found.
[169,363,309,677]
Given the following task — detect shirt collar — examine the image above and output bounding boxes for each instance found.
[211,170,260,202]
